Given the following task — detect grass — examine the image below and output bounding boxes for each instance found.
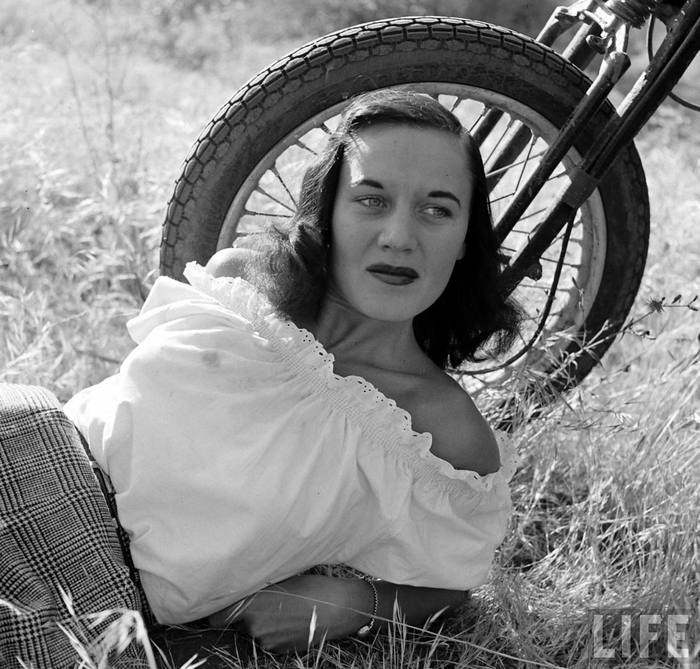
[1,1,699,667]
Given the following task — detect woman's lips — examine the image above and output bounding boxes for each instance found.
[366,264,419,286]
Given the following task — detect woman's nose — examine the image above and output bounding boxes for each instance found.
[377,208,417,252]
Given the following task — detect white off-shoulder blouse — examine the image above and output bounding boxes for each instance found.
[65,262,519,625]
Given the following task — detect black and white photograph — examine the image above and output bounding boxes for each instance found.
[1,1,698,667]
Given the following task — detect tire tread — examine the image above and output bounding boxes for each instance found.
[159,15,650,395]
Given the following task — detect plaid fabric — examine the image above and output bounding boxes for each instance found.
[0,384,146,668]
[75,431,156,630]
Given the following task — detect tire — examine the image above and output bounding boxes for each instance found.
[160,16,649,416]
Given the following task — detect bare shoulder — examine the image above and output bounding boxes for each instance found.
[414,371,500,475]
[205,247,260,280]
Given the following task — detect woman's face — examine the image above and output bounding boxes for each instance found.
[329,124,473,322]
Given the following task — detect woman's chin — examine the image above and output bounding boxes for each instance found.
[353,296,432,323]
[326,279,439,323]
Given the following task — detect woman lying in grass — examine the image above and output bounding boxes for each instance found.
[9,89,522,656]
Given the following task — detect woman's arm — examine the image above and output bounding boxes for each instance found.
[208,574,467,652]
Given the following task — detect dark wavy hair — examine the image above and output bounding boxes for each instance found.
[249,89,521,369]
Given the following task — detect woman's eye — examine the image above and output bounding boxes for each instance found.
[357,195,385,209]
[424,205,451,218]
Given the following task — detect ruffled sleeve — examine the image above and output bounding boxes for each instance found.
[66,262,520,622]
[180,262,520,592]
[344,432,519,589]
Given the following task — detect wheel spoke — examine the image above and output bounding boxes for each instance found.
[485,148,546,179]
[537,256,579,269]
[490,170,567,206]
[468,105,491,133]
[483,118,516,165]
[508,205,548,224]
[243,210,293,219]
[296,138,318,156]
[270,164,298,209]
[511,135,538,194]
[254,185,296,214]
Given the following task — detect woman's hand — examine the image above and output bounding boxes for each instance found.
[208,575,468,653]
[210,575,372,652]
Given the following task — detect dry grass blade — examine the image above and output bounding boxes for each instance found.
[1,1,698,667]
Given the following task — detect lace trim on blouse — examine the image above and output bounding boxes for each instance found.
[183,262,519,494]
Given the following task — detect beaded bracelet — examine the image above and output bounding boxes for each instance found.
[356,577,379,638]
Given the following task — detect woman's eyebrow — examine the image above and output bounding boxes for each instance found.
[428,190,462,206]
[350,180,462,207]
[351,178,384,189]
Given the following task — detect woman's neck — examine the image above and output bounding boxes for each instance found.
[310,293,424,374]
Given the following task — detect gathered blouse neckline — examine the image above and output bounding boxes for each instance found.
[181,262,519,493]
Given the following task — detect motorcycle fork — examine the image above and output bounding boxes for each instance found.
[491,0,700,294]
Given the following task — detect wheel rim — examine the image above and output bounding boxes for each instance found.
[218,83,607,409]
